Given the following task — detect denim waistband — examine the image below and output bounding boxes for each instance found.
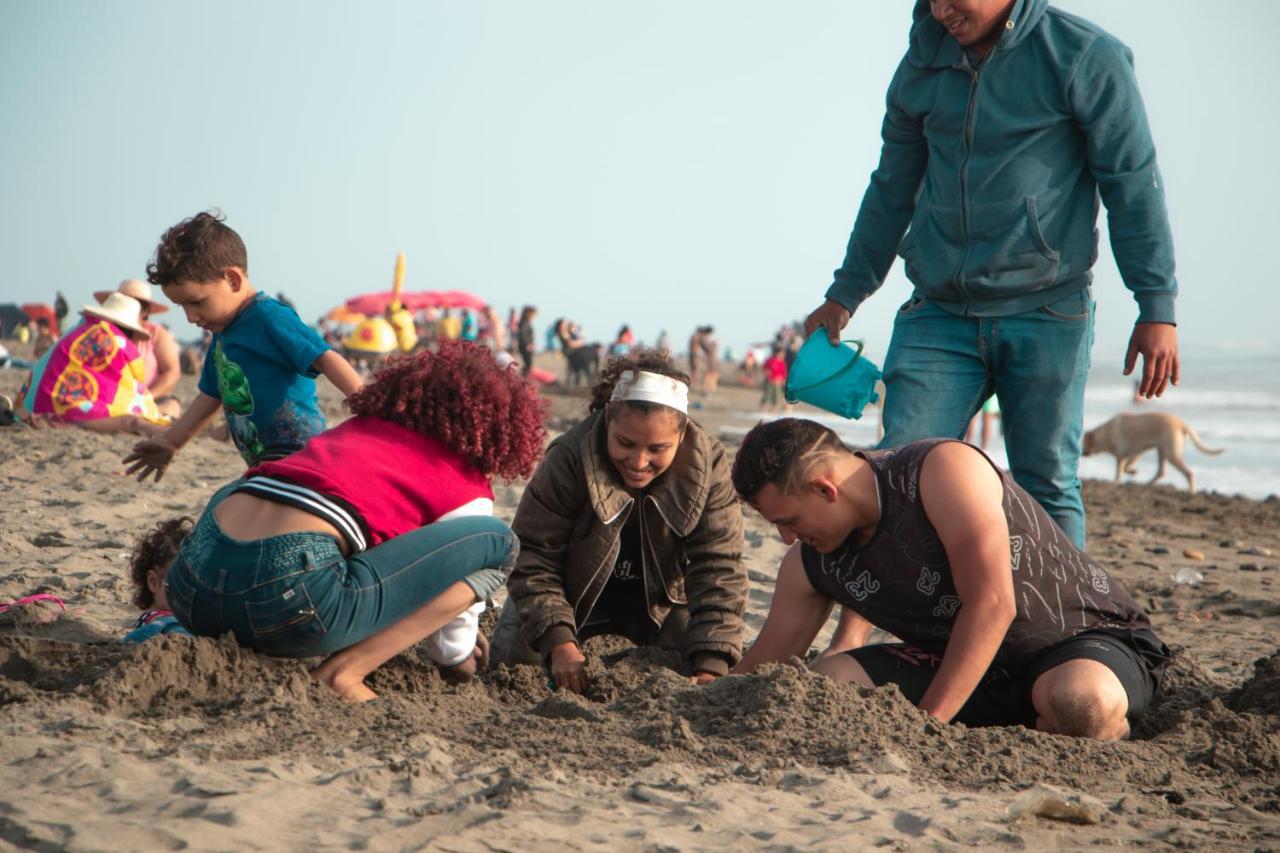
[176,481,344,596]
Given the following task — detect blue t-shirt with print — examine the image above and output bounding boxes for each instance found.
[198,293,330,465]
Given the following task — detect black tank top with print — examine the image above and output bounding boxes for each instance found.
[801,440,1151,671]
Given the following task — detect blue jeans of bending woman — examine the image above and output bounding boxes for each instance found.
[878,291,1094,549]
[165,481,519,658]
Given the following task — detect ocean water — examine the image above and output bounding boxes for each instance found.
[722,347,1280,500]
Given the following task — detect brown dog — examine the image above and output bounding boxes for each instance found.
[1082,412,1224,494]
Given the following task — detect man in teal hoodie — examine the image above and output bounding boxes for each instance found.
[805,0,1179,553]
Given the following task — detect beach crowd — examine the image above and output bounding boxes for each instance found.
[3,0,1186,743]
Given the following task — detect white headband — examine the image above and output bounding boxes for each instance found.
[609,370,689,414]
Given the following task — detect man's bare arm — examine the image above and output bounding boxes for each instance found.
[916,443,1017,722]
[816,606,874,661]
[733,544,833,674]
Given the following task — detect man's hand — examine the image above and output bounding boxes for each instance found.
[803,299,853,345]
[123,435,179,482]
[549,641,587,694]
[1124,322,1179,399]
[689,670,719,686]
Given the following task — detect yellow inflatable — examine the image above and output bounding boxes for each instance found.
[342,252,418,356]
[343,317,399,355]
[386,307,417,353]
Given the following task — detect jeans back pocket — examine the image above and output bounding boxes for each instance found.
[243,583,327,657]
[163,558,200,630]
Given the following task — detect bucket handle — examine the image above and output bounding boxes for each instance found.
[786,339,865,402]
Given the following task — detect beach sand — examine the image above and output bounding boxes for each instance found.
[2,364,1278,850]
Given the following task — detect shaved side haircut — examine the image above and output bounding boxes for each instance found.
[731,418,850,502]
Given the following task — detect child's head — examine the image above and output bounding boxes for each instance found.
[35,318,50,334]
[128,517,194,610]
[589,350,691,490]
[146,211,253,334]
[346,340,546,481]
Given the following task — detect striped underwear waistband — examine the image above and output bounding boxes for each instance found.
[231,476,369,554]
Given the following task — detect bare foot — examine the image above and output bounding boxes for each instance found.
[310,665,379,702]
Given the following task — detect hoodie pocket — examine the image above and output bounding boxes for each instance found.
[899,204,965,298]
[963,197,1060,298]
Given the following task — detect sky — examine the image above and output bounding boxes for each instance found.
[2,1,1276,374]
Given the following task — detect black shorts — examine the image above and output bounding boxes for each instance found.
[846,628,1168,728]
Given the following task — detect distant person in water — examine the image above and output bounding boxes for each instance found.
[491,349,748,693]
[732,418,1168,740]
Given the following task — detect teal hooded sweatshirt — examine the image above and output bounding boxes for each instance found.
[827,0,1177,324]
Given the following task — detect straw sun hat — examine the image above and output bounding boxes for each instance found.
[82,292,151,339]
[93,279,168,315]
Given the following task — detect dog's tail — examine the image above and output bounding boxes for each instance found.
[1183,423,1224,455]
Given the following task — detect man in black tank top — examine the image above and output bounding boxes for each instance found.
[730,418,1167,740]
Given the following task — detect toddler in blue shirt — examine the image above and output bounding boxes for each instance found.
[124,212,363,479]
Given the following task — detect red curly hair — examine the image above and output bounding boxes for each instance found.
[346,340,547,481]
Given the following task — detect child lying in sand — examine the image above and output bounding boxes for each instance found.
[161,341,546,700]
[491,349,748,693]
[124,518,194,643]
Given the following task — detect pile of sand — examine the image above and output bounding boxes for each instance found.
[5,633,1278,819]
[3,371,1280,847]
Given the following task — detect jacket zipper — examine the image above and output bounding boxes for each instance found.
[638,500,656,626]
[572,499,632,620]
[955,58,985,307]
[644,494,689,607]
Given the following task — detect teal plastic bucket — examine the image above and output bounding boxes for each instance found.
[785,337,882,419]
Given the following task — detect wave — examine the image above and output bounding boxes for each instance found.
[1084,386,1280,411]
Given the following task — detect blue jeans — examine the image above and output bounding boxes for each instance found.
[878,290,1094,548]
[165,481,519,658]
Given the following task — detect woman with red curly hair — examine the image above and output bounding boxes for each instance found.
[162,342,546,701]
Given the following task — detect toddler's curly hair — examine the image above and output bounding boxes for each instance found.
[346,340,547,481]
[128,517,194,609]
[146,210,248,287]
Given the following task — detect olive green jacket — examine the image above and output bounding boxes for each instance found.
[507,411,747,675]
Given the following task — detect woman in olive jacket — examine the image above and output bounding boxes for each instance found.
[491,350,748,692]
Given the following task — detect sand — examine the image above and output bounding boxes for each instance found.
[2,363,1279,850]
